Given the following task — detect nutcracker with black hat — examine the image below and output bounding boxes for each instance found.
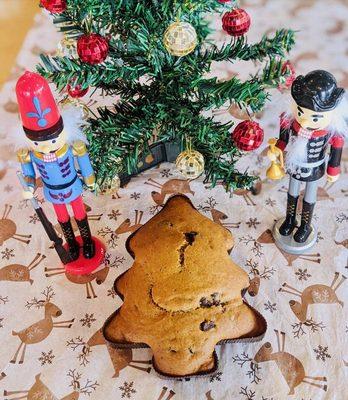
[266,70,347,254]
[15,71,105,274]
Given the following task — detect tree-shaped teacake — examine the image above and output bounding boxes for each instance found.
[104,195,266,377]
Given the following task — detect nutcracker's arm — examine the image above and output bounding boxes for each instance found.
[276,112,291,151]
[17,148,36,189]
[72,141,96,188]
[327,134,344,178]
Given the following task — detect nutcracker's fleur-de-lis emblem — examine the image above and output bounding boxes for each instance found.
[26,96,51,128]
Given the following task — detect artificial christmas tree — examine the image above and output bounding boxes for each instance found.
[38,0,295,191]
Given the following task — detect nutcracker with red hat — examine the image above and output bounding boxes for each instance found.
[16,71,105,275]
[266,70,347,254]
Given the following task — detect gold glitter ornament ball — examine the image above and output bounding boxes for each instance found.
[176,149,204,179]
[57,36,77,58]
[163,21,197,57]
[97,175,121,195]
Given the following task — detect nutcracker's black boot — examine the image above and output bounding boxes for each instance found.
[76,217,95,259]
[279,194,298,236]
[293,201,315,243]
[59,220,80,261]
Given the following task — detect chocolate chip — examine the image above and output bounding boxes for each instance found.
[200,320,216,331]
[189,348,194,354]
[199,297,212,308]
[200,293,221,308]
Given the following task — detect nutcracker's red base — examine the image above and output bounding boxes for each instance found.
[64,236,106,275]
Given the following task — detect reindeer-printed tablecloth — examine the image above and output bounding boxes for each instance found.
[0,1,347,399]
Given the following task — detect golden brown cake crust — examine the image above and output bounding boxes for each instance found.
[104,195,266,377]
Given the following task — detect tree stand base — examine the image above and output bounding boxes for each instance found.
[273,217,317,255]
[64,236,106,275]
[119,140,181,187]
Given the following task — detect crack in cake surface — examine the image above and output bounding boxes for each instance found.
[149,285,231,314]
[178,231,197,269]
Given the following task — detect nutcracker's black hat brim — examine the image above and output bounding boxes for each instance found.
[23,116,64,141]
[291,74,344,112]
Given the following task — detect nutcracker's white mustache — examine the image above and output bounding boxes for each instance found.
[285,135,308,174]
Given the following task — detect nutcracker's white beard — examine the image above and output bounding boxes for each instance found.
[285,135,308,174]
[62,104,89,145]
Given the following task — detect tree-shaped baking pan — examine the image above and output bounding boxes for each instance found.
[103,195,267,378]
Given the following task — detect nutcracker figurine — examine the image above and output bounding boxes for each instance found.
[267,70,346,254]
[15,71,105,274]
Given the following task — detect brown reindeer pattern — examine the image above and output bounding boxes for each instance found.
[145,178,194,205]
[254,330,327,395]
[0,253,46,284]
[156,387,176,400]
[279,273,346,322]
[8,287,74,366]
[2,1,348,398]
[45,266,109,299]
[198,197,241,230]
[66,329,152,377]
[0,205,31,246]
[4,370,98,400]
[115,210,144,234]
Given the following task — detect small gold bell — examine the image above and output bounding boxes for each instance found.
[266,138,285,180]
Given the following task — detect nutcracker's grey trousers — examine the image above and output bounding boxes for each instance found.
[288,176,318,204]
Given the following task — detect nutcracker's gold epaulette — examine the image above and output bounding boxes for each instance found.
[72,140,87,157]
[17,148,31,163]
[56,143,68,157]
[84,174,96,186]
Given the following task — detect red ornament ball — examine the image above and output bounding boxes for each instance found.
[232,120,264,152]
[67,83,89,98]
[40,0,66,13]
[77,33,109,65]
[222,8,251,37]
